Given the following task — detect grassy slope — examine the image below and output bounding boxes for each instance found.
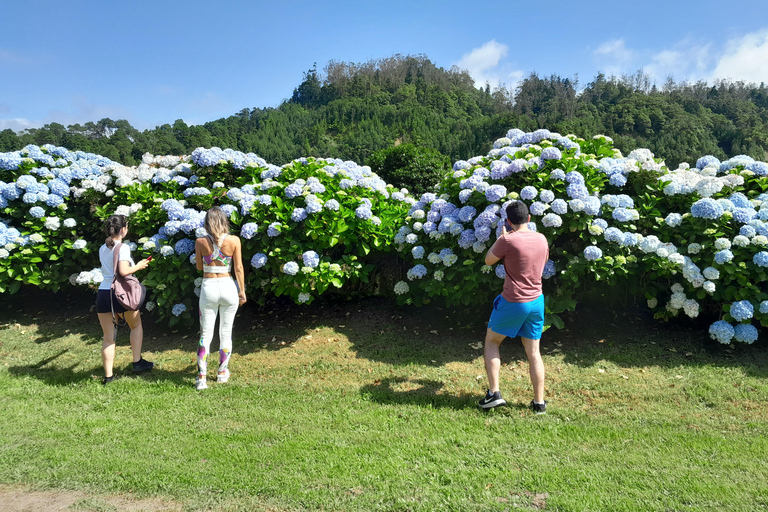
[0,289,766,512]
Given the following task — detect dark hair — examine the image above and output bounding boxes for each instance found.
[506,201,529,225]
[103,215,127,249]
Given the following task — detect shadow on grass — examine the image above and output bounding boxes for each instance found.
[4,287,768,386]
[360,376,477,410]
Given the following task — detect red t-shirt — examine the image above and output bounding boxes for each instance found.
[491,230,549,303]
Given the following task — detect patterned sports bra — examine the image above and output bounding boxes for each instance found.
[202,235,232,274]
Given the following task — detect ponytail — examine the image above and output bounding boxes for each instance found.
[103,215,127,249]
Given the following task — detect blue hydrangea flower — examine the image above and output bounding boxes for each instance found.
[355,206,373,220]
[609,174,627,187]
[291,208,307,222]
[30,206,45,218]
[732,208,757,224]
[324,199,340,211]
[258,195,273,206]
[740,225,757,238]
[306,200,322,214]
[551,199,568,215]
[520,186,538,201]
[46,195,64,207]
[665,213,682,227]
[267,222,281,237]
[714,250,734,265]
[283,261,299,275]
[583,197,601,216]
[541,213,562,228]
[285,183,303,199]
[746,162,768,176]
[540,147,562,161]
[612,208,635,223]
[539,190,555,203]
[696,155,720,170]
[485,185,507,202]
[174,238,195,255]
[550,169,566,180]
[542,259,556,279]
[734,323,758,344]
[458,189,472,203]
[302,250,320,268]
[730,300,754,321]
[566,183,589,200]
[241,223,258,239]
[691,198,724,219]
[709,320,734,344]
[251,253,267,269]
[406,264,428,280]
[411,246,424,259]
[584,246,603,261]
[530,202,547,216]
[753,252,768,267]
[760,300,768,314]
[172,303,187,316]
[569,199,585,212]
[495,264,506,279]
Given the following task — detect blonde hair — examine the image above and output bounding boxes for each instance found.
[204,207,230,245]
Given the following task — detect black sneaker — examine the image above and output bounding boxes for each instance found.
[102,375,115,385]
[132,358,154,373]
[479,390,507,409]
[530,400,547,414]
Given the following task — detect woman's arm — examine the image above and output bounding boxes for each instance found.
[118,247,149,276]
[231,237,247,304]
[195,238,205,271]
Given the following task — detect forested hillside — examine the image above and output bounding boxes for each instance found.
[3,55,767,168]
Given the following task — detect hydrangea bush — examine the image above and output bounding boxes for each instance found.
[1,145,114,293]
[2,132,767,344]
[391,129,658,330]
[2,145,412,326]
[634,155,768,344]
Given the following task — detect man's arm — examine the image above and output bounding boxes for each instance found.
[484,224,508,266]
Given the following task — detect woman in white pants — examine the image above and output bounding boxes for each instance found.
[194,207,247,390]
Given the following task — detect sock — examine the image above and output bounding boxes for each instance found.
[534,400,545,405]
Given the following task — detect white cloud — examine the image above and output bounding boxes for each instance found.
[592,39,637,76]
[645,40,714,83]
[455,40,523,90]
[0,118,40,131]
[711,29,768,84]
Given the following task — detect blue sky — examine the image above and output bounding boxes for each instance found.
[2,0,767,132]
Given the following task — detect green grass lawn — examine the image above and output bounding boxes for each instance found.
[1,289,767,511]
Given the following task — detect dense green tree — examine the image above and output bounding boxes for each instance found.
[367,144,450,194]
[2,56,767,169]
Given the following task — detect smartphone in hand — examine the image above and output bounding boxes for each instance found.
[146,256,153,262]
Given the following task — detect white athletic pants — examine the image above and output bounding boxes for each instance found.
[197,278,239,378]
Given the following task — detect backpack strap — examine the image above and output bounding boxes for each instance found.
[110,243,126,334]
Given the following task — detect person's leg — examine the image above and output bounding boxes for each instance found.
[98,312,116,378]
[217,279,239,378]
[521,336,545,403]
[484,328,507,393]
[123,310,143,363]
[197,280,220,385]
[518,295,546,404]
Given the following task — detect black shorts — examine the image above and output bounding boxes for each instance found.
[95,289,126,314]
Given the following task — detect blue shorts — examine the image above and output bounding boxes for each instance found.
[487,294,544,340]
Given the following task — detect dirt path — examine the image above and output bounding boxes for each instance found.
[0,486,182,512]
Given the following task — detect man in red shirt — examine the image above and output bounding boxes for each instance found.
[479,201,550,413]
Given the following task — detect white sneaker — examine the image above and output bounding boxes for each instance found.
[217,369,230,384]
[195,377,208,390]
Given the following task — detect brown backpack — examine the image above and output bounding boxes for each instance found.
[110,243,147,325]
